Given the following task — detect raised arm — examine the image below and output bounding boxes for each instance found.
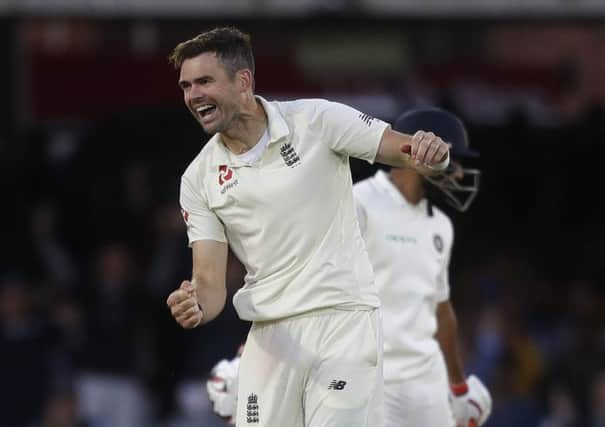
[310,100,449,174]
[166,239,228,327]
[375,128,450,175]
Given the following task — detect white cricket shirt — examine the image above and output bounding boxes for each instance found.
[180,96,389,322]
[353,170,453,382]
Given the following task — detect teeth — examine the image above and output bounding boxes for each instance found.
[196,105,214,113]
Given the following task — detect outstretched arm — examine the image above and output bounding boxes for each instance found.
[167,239,228,327]
[375,128,450,175]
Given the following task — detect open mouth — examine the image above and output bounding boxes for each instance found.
[196,104,217,120]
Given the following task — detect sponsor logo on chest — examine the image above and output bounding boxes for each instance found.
[386,234,417,244]
[218,164,239,194]
[386,233,445,254]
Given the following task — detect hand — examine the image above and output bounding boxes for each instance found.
[401,130,449,168]
[449,375,492,427]
[166,280,203,328]
[206,356,241,425]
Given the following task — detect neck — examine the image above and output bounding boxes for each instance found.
[388,168,425,205]
[221,95,267,154]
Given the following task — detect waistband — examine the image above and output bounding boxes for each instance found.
[251,305,377,329]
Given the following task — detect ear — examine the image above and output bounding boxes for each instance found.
[237,69,253,92]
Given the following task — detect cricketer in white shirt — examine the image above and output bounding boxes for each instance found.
[166,27,450,427]
[181,97,392,427]
[180,97,449,427]
[203,104,491,427]
[352,107,492,427]
[354,169,455,426]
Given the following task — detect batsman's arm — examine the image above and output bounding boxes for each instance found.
[435,300,466,385]
[375,128,449,176]
[191,239,229,324]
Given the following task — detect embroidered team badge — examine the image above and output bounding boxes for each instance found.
[279,143,301,168]
[247,393,259,424]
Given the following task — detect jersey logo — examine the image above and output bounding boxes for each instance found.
[280,143,301,168]
[246,393,259,423]
[386,234,417,244]
[358,112,375,127]
[433,234,444,253]
[328,380,347,390]
[218,164,234,185]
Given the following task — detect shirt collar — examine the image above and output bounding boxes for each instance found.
[256,95,290,144]
[210,95,290,167]
[372,169,427,213]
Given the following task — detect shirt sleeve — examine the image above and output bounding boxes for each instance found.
[180,173,227,246]
[318,101,390,163]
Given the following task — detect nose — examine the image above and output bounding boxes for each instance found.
[186,84,206,104]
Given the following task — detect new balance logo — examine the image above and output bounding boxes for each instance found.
[358,113,374,126]
[246,393,259,423]
[280,143,301,168]
[328,380,347,390]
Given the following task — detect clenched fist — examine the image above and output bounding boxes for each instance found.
[402,130,450,169]
[166,280,203,328]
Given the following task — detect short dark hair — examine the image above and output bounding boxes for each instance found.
[168,26,255,80]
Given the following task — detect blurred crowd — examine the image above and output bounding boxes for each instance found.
[1,100,604,427]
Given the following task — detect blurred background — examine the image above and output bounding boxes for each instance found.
[1,1,605,426]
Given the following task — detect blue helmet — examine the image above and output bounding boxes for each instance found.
[393,107,480,212]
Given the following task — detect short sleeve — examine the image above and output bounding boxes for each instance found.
[180,173,227,246]
[318,101,389,163]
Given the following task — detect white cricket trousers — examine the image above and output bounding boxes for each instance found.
[384,353,455,427]
[236,308,383,427]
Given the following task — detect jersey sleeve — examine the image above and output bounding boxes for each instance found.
[318,101,389,163]
[180,173,227,246]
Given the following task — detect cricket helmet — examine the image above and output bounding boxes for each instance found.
[393,107,480,212]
